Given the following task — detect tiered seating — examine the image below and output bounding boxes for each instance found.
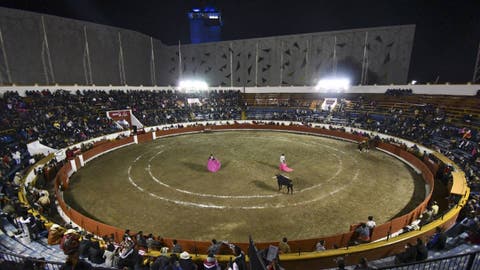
[1,89,479,269]
[0,220,65,262]
[343,94,480,128]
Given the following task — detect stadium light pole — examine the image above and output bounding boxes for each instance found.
[473,40,480,83]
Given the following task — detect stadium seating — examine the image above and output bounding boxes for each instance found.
[0,89,479,269]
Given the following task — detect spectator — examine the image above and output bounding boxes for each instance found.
[207,239,225,255]
[203,253,220,270]
[165,253,182,270]
[420,206,434,226]
[151,235,166,250]
[278,237,291,253]
[354,257,375,269]
[47,224,65,245]
[355,223,371,243]
[172,239,183,253]
[150,254,170,270]
[415,238,428,261]
[315,240,326,251]
[30,214,48,239]
[102,244,116,268]
[146,233,155,250]
[395,242,417,264]
[366,216,376,230]
[427,227,447,250]
[78,234,92,259]
[230,245,246,270]
[87,241,104,264]
[136,230,147,248]
[431,201,439,216]
[118,236,136,269]
[178,251,197,270]
[60,229,92,270]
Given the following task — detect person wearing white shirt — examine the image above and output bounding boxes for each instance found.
[431,201,439,216]
[280,154,286,164]
[366,216,376,230]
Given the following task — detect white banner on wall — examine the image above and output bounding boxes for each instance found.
[27,140,57,156]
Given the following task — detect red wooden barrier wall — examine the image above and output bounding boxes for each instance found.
[52,124,463,269]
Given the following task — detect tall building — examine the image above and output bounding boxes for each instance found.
[188,6,222,44]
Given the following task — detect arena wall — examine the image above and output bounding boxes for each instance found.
[0,7,414,87]
[1,83,478,98]
[0,7,170,86]
[49,123,468,269]
[166,25,415,86]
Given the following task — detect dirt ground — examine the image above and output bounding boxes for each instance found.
[64,131,424,242]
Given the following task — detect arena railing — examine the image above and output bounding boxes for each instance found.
[377,250,480,270]
[11,120,463,269]
[1,248,478,270]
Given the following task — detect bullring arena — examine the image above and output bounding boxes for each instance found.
[0,3,479,270]
[64,128,423,242]
[49,121,468,269]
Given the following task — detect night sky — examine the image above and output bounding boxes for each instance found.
[0,0,479,84]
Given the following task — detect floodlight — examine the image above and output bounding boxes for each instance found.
[178,80,209,91]
[315,78,350,91]
[411,80,417,85]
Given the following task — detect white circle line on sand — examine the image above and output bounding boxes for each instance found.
[128,139,350,199]
[147,166,278,198]
[125,135,356,206]
[127,164,360,209]
[144,150,344,198]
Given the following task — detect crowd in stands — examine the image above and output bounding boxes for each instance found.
[0,89,242,182]
[0,89,479,269]
[384,88,413,96]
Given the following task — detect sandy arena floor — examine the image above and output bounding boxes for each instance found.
[64,131,424,242]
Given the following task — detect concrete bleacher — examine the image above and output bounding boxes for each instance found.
[0,217,65,262]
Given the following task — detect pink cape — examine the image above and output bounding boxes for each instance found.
[279,163,293,172]
[207,159,221,172]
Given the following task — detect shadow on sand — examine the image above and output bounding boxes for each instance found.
[390,168,427,219]
[222,160,230,169]
[181,161,207,172]
[250,180,277,192]
[256,160,278,170]
[181,160,230,172]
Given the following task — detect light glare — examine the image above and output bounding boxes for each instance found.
[178,80,209,91]
[315,78,350,91]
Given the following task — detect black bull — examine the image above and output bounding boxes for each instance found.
[276,174,293,194]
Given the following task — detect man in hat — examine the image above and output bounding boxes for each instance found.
[179,251,197,270]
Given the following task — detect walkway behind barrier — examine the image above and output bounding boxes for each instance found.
[0,251,63,270]
[377,250,480,270]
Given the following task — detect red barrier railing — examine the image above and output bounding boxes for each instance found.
[53,124,452,260]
